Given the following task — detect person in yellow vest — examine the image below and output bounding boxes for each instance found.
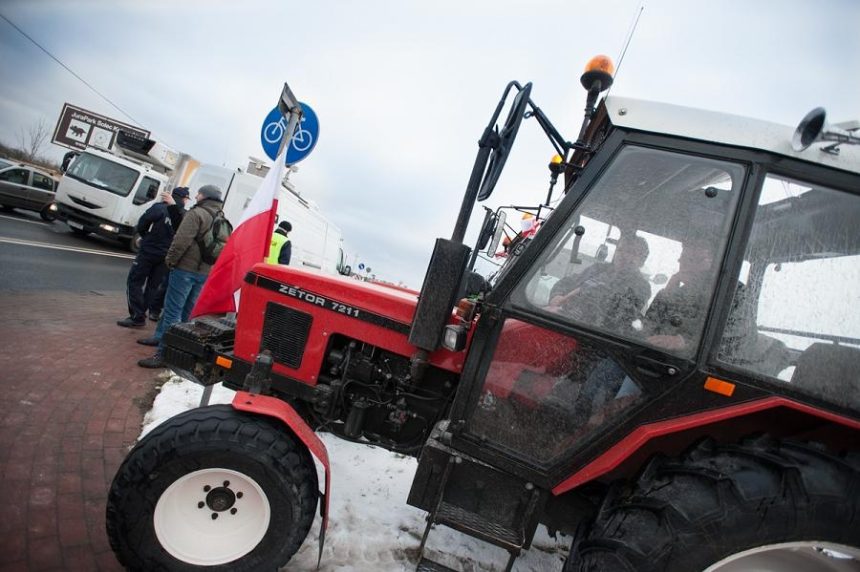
[267,220,292,265]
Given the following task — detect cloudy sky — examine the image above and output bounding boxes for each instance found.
[1,0,857,287]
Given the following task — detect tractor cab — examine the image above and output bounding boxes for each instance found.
[409,63,860,570]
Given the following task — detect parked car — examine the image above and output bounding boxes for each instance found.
[0,164,60,221]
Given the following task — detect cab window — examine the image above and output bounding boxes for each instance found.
[132,176,160,205]
[65,153,138,196]
[717,174,860,410]
[513,146,744,358]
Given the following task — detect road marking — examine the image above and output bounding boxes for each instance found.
[0,236,135,260]
[0,213,50,227]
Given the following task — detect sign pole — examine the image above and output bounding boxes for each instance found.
[277,83,303,162]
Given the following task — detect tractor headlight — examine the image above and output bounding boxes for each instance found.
[442,325,467,352]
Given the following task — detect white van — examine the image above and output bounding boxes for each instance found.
[189,164,349,275]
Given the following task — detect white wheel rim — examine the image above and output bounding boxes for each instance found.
[154,468,271,565]
[704,541,860,572]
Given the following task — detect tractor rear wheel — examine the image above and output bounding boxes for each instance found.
[565,436,860,571]
[106,405,318,571]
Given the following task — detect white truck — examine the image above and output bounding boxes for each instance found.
[54,134,350,275]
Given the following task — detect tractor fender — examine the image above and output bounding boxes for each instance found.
[231,391,331,560]
[552,396,860,495]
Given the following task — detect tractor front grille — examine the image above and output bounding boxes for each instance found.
[260,302,312,369]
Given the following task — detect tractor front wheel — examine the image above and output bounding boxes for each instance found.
[565,436,860,571]
[106,405,318,571]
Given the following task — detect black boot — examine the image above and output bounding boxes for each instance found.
[117,317,145,328]
[138,353,165,368]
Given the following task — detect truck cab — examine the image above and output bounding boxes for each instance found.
[55,148,169,247]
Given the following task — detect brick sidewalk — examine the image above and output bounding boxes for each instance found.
[0,291,164,571]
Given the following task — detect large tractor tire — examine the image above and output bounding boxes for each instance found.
[106,405,318,571]
[565,436,860,571]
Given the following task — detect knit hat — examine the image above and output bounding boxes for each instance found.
[197,185,223,202]
[278,220,292,232]
[171,186,190,200]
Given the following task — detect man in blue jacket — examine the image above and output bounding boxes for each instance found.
[117,186,190,328]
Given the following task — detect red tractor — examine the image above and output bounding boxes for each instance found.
[106,57,860,571]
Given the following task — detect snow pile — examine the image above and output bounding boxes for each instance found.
[142,376,570,571]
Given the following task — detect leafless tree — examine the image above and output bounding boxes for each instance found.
[18,118,51,162]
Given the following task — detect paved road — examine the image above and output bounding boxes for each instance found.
[0,210,133,292]
[0,207,161,570]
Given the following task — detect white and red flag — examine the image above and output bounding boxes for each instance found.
[191,149,286,317]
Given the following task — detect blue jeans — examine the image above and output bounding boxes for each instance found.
[154,268,207,353]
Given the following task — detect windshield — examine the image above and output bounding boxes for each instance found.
[65,153,139,196]
[513,146,744,358]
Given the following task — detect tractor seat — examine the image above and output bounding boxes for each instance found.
[790,342,860,410]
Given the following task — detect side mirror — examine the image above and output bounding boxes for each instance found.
[477,83,532,201]
[341,265,352,276]
[476,211,497,250]
[485,211,507,255]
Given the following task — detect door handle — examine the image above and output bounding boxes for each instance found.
[634,355,680,378]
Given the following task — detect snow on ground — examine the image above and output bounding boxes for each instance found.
[142,376,570,571]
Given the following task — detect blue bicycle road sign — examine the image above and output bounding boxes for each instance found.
[260,102,319,164]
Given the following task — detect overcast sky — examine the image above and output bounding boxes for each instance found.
[1,0,857,287]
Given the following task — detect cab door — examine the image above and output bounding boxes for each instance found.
[456,143,746,470]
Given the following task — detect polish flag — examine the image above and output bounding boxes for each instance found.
[190,149,287,317]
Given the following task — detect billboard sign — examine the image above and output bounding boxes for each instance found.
[51,103,150,152]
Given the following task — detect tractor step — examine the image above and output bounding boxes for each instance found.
[434,501,521,549]
[416,557,459,572]
[413,428,545,572]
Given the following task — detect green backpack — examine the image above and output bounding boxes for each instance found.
[196,210,233,265]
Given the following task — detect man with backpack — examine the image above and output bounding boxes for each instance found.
[138,185,226,368]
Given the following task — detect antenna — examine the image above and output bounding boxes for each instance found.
[606,0,644,97]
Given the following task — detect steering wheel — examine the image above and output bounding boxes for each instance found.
[477,82,532,201]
